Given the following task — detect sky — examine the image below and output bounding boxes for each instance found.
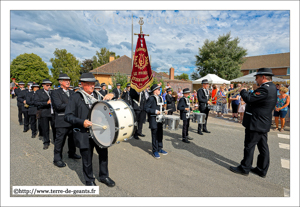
[10,10,290,78]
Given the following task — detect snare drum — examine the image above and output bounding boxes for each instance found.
[164,115,180,131]
[89,100,137,148]
[192,113,206,124]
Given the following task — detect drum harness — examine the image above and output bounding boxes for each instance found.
[185,97,191,119]
[150,95,164,123]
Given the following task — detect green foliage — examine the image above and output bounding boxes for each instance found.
[175,73,189,80]
[50,49,81,87]
[10,53,50,85]
[194,32,247,80]
[92,47,120,69]
[81,59,93,73]
[150,77,165,89]
[111,72,129,91]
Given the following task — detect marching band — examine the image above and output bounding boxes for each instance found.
[13,69,272,186]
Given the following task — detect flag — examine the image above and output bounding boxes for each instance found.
[130,34,153,92]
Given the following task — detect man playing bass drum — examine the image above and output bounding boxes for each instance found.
[197,79,212,135]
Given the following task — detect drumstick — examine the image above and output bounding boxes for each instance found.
[92,123,107,129]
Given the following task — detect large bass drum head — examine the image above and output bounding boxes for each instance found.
[89,101,118,148]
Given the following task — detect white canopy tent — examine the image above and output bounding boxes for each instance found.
[192,74,231,84]
[230,72,288,84]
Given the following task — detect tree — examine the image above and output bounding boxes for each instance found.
[50,49,81,87]
[110,72,129,91]
[92,47,120,69]
[150,77,165,89]
[80,59,94,73]
[194,32,247,80]
[190,71,201,80]
[10,53,50,85]
[175,73,189,80]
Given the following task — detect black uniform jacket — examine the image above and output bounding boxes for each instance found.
[17,89,29,112]
[166,93,176,112]
[121,90,132,105]
[64,91,100,149]
[144,95,165,129]
[129,88,147,123]
[177,97,192,120]
[112,88,122,100]
[26,91,38,116]
[197,88,210,112]
[34,89,52,118]
[15,88,23,106]
[100,89,108,97]
[51,88,74,128]
[241,82,277,133]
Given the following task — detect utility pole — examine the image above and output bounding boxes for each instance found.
[131,13,133,70]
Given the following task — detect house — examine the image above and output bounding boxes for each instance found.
[89,55,132,85]
[240,52,290,79]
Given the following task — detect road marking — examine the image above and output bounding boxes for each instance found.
[283,188,290,197]
[279,143,290,150]
[281,158,290,169]
[277,134,290,139]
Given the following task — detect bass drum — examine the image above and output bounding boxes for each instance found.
[88,99,137,148]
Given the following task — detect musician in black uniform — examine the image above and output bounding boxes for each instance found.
[34,79,56,150]
[230,68,277,178]
[197,79,212,135]
[178,88,194,143]
[100,83,108,97]
[112,83,122,100]
[144,84,168,159]
[121,83,132,105]
[130,87,147,139]
[94,82,101,92]
[26,83,40,138]
[64,73,115,186]
[15,81,26,125]
[51,74,81,168]
[166,88,176,115]
[17,82,30,132]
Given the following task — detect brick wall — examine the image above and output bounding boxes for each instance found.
[272,68,287,76]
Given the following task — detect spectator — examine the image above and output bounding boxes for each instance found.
[165,82,171,89]
[177,88,183,112]
[162,88,167,107]
[192,90,197,106]
[238,97,246,123]
[274,87,290,132]
[229,83,241,122]
[227,83,234,111]
[158,82,163,95]
[223,83,228,92]
[211,84,218,114]
[216,86,227,118]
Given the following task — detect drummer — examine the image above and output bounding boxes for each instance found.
[144,84,168,159]
[64,73,116,187]
[177,88,194,143]
[166,88,176,115]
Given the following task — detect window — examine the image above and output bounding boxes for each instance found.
[287,67,290,75]
[249,69,257,74]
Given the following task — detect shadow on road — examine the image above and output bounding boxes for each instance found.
[163,130,239,169]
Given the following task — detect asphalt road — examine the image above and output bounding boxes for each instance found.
[9,98,290,197]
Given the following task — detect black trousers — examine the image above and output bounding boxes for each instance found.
[40,115,56,145]
[79,138,108,182]
[239,129,270,176]
[38,119,43,136]
[18,105,23,123]
[198,109,209,132]
[23,110,30,131]
[135,111,146,136]
[182,119,190,138]
[29,115,37,136]
[151,123,163,153]
[53,127,76,162]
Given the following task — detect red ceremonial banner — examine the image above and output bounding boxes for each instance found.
[130,34,153,92]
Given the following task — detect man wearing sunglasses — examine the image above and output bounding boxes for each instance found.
[34,79,56,150]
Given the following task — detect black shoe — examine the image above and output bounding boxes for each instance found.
[86,181,97,186]
[43,144,49,150]
[23,129,29,132]
[250,167,266,178]
[19,122,23,125]
[137,133,145,137]
[182,138,190,143]
[53,160,66,168]
[203,129,211,133]
[229,166,249,176]
[100,177,115,187]
[31,134,37,138]
[187,136,193,140]
[69,154,81,159]
[198,131,203,135]
[134,136,141,140]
